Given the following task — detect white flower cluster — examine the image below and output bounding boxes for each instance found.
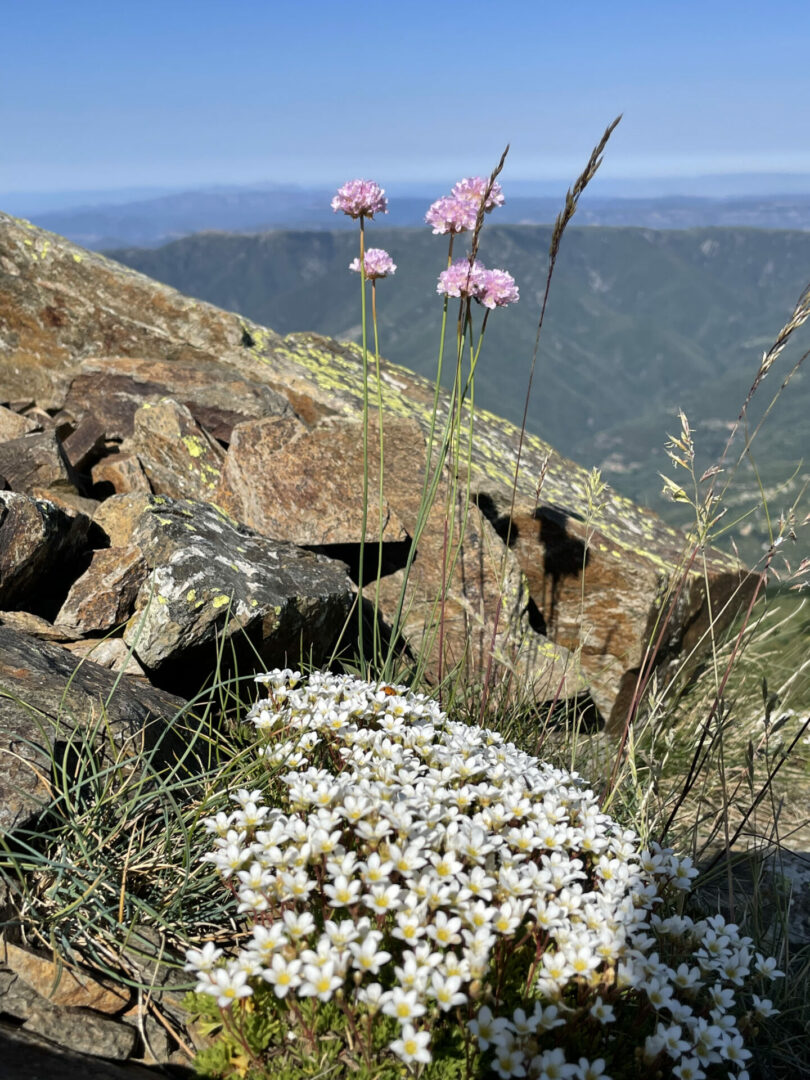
[186,670,782,1077]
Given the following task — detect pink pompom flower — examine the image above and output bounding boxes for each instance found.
[331,179,388,219]
[478,268,519,309]
[349,248,397,280]
[451,176,505,212]
[436,259,488,300]
[425,196,478,236]
[437,260,519,309]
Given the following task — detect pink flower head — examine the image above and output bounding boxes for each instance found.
[349,248,397,280]
[331,179,388,219]
[425,195,477,235]
[478,268,519,309]
[437,259,488,300]
[437,261,519,309]
[451,176,505,213]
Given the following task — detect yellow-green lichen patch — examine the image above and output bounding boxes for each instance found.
[186,589,197,603]
[73,253,82,263]
[181,434,206,458]
[212,595,230,609]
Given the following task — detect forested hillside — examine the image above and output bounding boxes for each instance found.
[110,225,810,562]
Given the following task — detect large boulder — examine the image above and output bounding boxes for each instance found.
[217,413,415,544]
[218,412,583,701]
[55,544,147,634]
[90,495,354,677]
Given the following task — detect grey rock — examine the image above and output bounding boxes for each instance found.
[0,1021,162,1079]
[61,415,106,472]
[55,544,148,634]
[127,398,224,502]
[0,492,92,616]
[119,496,353,673]
[65,354,292,443]
[23,1003,137,1059]
[0,430,78,496]
[0,625,188,833]
[0,405,41,441]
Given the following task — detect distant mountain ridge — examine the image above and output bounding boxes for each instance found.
[108,224,810,563]
[13,187,810,249]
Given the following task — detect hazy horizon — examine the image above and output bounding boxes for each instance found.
[4,1,810,203]
[7,171,810,220]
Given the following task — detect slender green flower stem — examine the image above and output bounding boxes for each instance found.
[422,306,493,695]
[372,279,386,668]
[436,299,467,693]
[357,215,369,674]
[383,237,454,677]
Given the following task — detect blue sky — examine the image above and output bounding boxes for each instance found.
[3,0,810,197]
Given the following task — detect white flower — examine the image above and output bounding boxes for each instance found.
[494,1043,527,1078]
[430,971,467,1011]
[382,986,426,1024]
[282,909,315,938]
[672,1057,705,1080]
[427,910,463,947]
[532,1002,567,1032]
[390,1024,431,1066]
[323,874,362,907]
[184,941,223,973]
[531,1047,578,1080]
[589,998,615,1024]
[205,966,253,1008]
[577,1057,611,1080]
[363,882,403,915]
[261,954,302,998]
[751,994,778,1018]
[349,933,391,975]
[298,961,343,1001]
[468,1005,511,1051]
[359,851,394,885]
[721,1033,752,1065]
[755,953,784,979]
[393,909,427,944]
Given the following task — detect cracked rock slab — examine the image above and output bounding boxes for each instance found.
[127,397,225,501]
[56,544,147,634]
[217,413,414,545]
[120,495,353,672]
[0,492,92,615]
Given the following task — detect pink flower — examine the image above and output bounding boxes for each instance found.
[331,179,388,219]
[437,259,488,300]
[478,268,519,309]
[451,176,505,212]
[349,248,397,280]
[425,196,477,235]
[437,261,519,309]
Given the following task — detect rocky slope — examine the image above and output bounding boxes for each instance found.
[0,209,760,1074]
[0,209,754,724]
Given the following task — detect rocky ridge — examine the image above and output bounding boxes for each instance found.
[0,210,758,1074]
